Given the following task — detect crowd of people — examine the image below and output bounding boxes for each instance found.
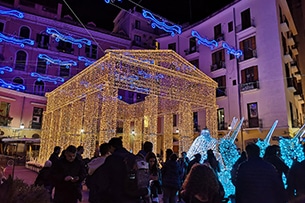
[17,137,305,203]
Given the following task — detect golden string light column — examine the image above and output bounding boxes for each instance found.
[163,113,173,160]
[178,102,194,154]
[38,49,218,164]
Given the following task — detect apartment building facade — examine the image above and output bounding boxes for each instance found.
[157,0,304,148]
[0,0,132,137]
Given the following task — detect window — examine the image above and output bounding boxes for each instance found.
[193,112,199,132]
[241,8,251,30]
[211,49,225,71]
[36,58,47,74]
[214,76,226,97]
[241,66,259,91]
[247,102,259,128]
[217,108,225,130]
[173,114,177,127]
[36,34,49,49]
[189,37,197,53]
[85,44,97,59]
[190,59,199,68]
[13,77,24,85]
[15,50,27,71]
[134,35,141,43]
[57,40,73,54]
[168,43,176,52]
[32,107,43,129]
[214,23,222,38]
[228,21,233,32]
[0,101,11,126]
[59,65,70,77]
[0,22,4,32]
[34,80,44,96]
[239,36,256,60]
[19,26,30,39]
[135,20,141,29]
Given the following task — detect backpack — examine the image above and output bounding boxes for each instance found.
[123,153,150,198]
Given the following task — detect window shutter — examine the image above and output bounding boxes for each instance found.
[253,66,258,81]
[241,69,246,83]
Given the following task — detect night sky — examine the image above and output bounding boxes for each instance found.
[31,0,235,31]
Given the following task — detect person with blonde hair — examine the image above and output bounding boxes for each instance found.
[181,163,224,203]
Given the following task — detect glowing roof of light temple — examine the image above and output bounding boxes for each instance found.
[45,49,217,112]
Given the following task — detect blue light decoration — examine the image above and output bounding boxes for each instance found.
[279,123,305,168]
[218,117,244,197]
[138,69,164,81]
[191,30,218,50]
[0,66,13,74]
[0,78,25,91]
[78,56,95,66]
[46,27,91,48]
[142,10,181,37]
[0,9,24,18]
[222,42,243,58]
[256,120,279,157]
[38,54,77,68]
[30,72,64,84]
[104,0,122,3]
[0,33,34,47]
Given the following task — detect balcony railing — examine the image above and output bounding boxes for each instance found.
[240,81,259,92]
[216,87,226,97]
[210,61,225,72]
[238,49,257,62]
[292,119,302,128]
[184,46,199,55]
[236,19,256,33]
[287,77,297,91]
[243,119,263,128]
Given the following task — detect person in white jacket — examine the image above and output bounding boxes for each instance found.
[87,143,111,175]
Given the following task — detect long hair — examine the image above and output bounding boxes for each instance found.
[145,151,159,175]
[182,164,221,202]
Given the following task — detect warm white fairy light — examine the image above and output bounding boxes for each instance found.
[38,50,217,164]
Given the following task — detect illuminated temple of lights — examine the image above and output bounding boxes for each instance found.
[38,49,218,163]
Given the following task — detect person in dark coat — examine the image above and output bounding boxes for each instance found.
[204,149,220,174]
[48,146,61,165]
[235,143,287,203]
[51,145,87,203]
[34,160,53,198]
[287,144,305,201]
[161,153,182,203]
[187,153,201,174]
[263,145,289,184]
[231,151,247,186]
[92,137,145,203]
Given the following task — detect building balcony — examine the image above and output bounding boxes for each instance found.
[236,19,256,33]
[287,77,297,92]
[210,61,225,72]
[290,61,298,73]
[238,49,257,62]
[216,87,226,97]
[283,53,293,64]
[240,81,259,92]
[291,45,299,56]
[215,33,225,42]
[243,118,263,129]
[292,119,302,128]
[287,35,295,46]
[294,72,301,81]
[280,21,290,33]
[184,46,199,56]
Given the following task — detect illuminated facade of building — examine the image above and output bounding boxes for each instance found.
[0,0,132,138]
[157,0,304,149]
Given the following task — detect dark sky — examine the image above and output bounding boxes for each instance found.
[34,0,235,31]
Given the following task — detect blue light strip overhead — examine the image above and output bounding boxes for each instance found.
[104,0,122,3]
[30,72,64,84]
[38,54,77,68]
[142,10,181,37]
[0,33,34,47]
[0,9,24,18]
[222,42,243,58]
[0,78,25,91]
[78,56,95,66]
[191,30,218,50]
[0,66,13,74]
[46,28,91,48]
